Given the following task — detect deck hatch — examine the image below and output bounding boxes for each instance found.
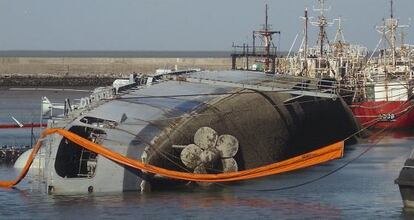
[55,126,106,178]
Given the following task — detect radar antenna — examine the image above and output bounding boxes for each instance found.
[333,17,346,43]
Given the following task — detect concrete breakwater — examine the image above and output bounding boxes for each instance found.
[0,57,231,86]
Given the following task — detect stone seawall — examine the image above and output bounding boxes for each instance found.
[0,76,118,87]
[0,57,231,86]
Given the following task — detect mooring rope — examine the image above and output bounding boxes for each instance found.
[232,122,390,192]
[1,91,412,189]
[230,99,413,192]
[0,108,385,188]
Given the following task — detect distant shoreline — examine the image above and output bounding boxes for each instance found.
[0,50,233,58]
[0,50,292,58]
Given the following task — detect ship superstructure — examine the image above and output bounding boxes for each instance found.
[280,0,368,84]
[231,4,280,74]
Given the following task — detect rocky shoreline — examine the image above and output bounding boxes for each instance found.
[0,75,118,87]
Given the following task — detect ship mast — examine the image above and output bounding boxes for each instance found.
[374,0,411,101]
[264,4,270,70]
[304,8,309,60]
[263,4,272,71]
[253,4,280,72]
[311,0,333,57]
[334,17,345,43]
[232,4,280,73]
[376,0,407,69]
[390,0,397,67]
[300,8,310,76]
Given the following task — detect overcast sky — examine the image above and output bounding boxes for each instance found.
[0,0,412,51]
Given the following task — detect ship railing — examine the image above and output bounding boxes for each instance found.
[231,45,277,56]
[186,74,338,99]
[62,71,199,117]
[61,86,117,117]
[61,78,136,117]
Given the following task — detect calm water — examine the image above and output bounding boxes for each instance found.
[0,87,90,145]
[1,88,414,219]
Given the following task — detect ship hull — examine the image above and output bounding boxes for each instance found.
[398,185,414,209]
[39,71,360,194]
[395,159,414,209]
[351,101,414,129]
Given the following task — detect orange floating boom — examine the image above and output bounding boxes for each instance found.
[0,128,344,188]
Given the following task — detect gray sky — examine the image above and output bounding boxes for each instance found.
[0,0,412,51]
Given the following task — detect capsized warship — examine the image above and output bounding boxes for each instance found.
[17,70,359,194]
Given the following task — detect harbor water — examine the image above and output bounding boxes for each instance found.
[1,88,414,219]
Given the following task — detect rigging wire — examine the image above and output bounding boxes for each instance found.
[111,88,334,100]
[94,90,384,176]
[218,100,413,192]
[97,90,361,176]
[118,94,354,125]
[108,88,413,181]
[20,77,413,191]
[246,125,388,192]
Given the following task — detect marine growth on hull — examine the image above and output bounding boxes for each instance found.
[142,89,358,191]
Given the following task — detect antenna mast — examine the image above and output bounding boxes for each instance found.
[300,8,310,76]
[265,4,269,31]
[231,4,280,74]
[387,0,397,67]
[334,17,346,43]
[311,0,333,57]
[253,4,280,72]
[304,8,309,61]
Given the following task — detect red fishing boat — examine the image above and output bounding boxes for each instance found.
[351,100,414,129]
[350,0,414,129]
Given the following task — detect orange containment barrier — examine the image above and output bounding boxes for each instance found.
[0,128,344,188]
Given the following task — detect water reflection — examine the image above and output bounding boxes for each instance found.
[400,207,414,220]
[39,189,343,219]
[1,129,412,219]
